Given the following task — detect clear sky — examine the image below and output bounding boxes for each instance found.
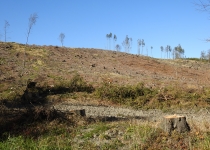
[0,0,210,58]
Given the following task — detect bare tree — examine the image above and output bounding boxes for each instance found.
[174,44,185,59]
[24,13,38,68]
[195,0,210,41]
[160,46,164,58]
[115,44,121,52]
[26,13,38,45]
[165,45,171,59]
[130,37,132,52]
[172,48,175,59]
[151,46,153,57]
[59,33,65,47]
[4,20,10,42]
[113,34,117,50]
[106,33,112,50]
[165,45,169,59]
[200,50,206,60]
[137,39,141,55]
[208,49,210,62]
[195,0,210,12]
[108,32,112,50]
[168,45,172,59]
[141,39,145,55]
[200,49,210,62]
[106,34,109,49]
[122,35,132,53]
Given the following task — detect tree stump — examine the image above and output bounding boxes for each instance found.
[69,109,86,117]
[163,114,190,134]
[22,80,40,103]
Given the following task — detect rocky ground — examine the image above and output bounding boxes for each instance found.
[53,100,210,132]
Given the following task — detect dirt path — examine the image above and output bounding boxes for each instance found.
[54,102,210,131]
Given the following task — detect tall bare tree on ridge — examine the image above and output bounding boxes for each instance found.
[108,32,112,50]
[115,44,121,52]
[106,32,112,50]
[24,13,38,69]
[106,34,109,49]
[59,33,65,47]
[4,20,10,42]
[174,44,184,59]
[151,46,153,57]
[113,34,117,50]
[137,39,142,55]
[141,39,145,55]
[122,35,132,53]
[160,46,164,58]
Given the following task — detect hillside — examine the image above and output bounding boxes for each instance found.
[2,42,210,149]
[1,42,210,90]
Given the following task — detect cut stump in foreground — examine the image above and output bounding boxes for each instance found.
[163,114,190,134]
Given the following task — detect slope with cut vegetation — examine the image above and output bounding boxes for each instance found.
[1,42,210,149]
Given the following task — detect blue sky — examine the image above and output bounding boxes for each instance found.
[0,0,210,58]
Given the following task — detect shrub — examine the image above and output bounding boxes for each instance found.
[95,82,156,106]
[50,74,94,94]
[68,74,94,93]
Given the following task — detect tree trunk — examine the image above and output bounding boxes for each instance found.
[163,114,190,134]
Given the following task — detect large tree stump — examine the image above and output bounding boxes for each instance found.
[163,114,190,134]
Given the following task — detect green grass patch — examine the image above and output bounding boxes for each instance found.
[1,114,210,149]
[74,122,110,141]
[0,90,20,101]
[186,57,210,63]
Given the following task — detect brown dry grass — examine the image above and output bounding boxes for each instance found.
[1,42,210,107]
[1,42,210,88]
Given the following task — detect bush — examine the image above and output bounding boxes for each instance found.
[50,74,94,94]
[95,82,156,106]
[68,74,94,93]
